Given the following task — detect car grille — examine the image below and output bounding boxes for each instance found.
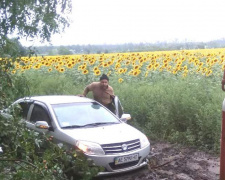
[101,139,141,155]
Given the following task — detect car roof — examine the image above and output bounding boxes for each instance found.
[21,95,94,105]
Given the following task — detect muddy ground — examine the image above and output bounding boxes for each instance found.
[96,141,220,180]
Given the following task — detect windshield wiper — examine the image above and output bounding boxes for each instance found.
[83,122,119,127]
[61,125,85,129]
[62,122,119,129]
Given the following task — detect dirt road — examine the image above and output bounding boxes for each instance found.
[98,141,220,180]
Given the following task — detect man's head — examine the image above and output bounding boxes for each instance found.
[99,74,109,89]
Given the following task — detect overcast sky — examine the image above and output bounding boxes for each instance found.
[21,0,225,46]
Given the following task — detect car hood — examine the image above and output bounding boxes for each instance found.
[61,123,143,144]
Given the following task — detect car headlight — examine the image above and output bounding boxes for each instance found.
[76,140,105,155]
[140,135,150,148]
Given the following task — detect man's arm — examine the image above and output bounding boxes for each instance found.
[83,86,90,97]
[83,83,94,96]
[77,84,91,97]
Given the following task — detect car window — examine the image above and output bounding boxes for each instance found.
[117,99,123,118]
[114,96,124,118]
[30,104,51,125]
[19,102,32,119]
[52,102,120,128]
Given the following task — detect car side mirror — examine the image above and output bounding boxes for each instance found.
[35,121,50,130]
[120,114,131,123]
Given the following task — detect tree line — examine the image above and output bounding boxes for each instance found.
[32,39,225,56]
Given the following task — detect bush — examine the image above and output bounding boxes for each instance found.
[118,76,222,153]
[0,69,102,180]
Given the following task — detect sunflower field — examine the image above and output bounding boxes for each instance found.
[4,48,225,80]
[1,48,225,153]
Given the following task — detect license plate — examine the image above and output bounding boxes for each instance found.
[114,153,139,165]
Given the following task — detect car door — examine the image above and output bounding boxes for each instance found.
[26,102,53,134]
[113,96,124,118]
[26,102,74,148]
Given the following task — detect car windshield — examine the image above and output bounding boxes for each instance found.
[52,102,120,128]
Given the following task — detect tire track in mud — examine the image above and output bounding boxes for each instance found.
[96,141,220,180]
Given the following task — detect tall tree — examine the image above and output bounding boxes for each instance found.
[0,0,72,56]
[0,0,72,105]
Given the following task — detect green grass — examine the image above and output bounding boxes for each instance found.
[19,70,224,153]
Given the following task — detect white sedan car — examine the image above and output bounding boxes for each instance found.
[0,95,150,176]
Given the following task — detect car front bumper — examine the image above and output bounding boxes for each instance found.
[87,144,150,176]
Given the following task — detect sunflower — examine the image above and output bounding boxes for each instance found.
[59,67,65,73]
[71,60,76,65]
[163,63,168,68]
[198,62,203,67]
[11,70,16,74]
[118,78,124,83]
[107,60,113,66]
[115,63,121,69]
[103,63,108,67]
[206,70,212,76]
[118,68,124,74]
[206,58,211,64]
[202,67,208,73]
[154,63,160,69]
[172,70,178,74]
[133,69,141,76]
[196,68,201,73]
[15,65,20,69]
[33,64,41,69]
[45,62,50,66]
[93,66,99,72]
[134,65,140,70]
[94,70,101,76]
[82,69,89,74]
[163,59,168,64]
[125,61,130,65]
[88,60,94,65]
[67,63,73,69]
[81,65,86,70]
[78,65,82,70]
[177,61,182,66]
[213,58,218,63]
[55,65,60,70]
